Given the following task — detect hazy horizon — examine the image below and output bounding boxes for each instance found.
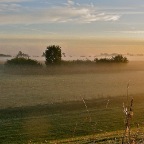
[1,38,144,61]
[1,0,144,60]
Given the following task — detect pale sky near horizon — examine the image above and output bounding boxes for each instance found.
[0,0,144,57]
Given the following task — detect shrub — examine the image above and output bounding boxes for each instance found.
[112,54,128,63]
[94,54,128,63]
[5,57,42,67]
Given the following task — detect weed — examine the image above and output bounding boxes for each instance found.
[122,82,135,144]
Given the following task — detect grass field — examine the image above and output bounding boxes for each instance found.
[0,95,144,143]
[1,62,144,143]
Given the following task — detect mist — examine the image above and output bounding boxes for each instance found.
[1,38,144,61]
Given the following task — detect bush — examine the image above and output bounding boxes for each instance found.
[5,57,42,67]
[112,55,128,63]
[94,54,128,63]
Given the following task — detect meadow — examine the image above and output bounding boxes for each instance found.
[1,61,144,143]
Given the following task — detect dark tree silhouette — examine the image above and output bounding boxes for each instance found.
[16,51,29,59]
[112,54,128,63]
[42,52,45,57]
[94,54,128,63]
[5,51,41,66]
[45,45,62,65]
[5,57,42,66]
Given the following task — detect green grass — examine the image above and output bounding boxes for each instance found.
[1,63,144,143]
[0,95,144,143]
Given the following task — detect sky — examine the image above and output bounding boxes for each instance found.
[0,0,144,58]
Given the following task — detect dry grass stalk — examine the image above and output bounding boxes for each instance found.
[82,98,92,122]
[72,122,78,137]
[72,98,92,137]
[122,99,134,144]
[106,99,110,109]
[122,82,135,144]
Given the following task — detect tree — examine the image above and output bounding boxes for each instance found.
[45,45,62,65]
[42,52,45,57]
[16,51,29,59]
[94,54,128,63]
[112,54,128,63]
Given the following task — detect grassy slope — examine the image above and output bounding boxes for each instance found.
[1,63,144,143]
[0,95,144,143]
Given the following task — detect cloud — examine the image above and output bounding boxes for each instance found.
[0,3,22,12]
[0,1,121,24]
[94,5,144,16]
[67,0,74,6]
[121,31,144,34]
[107,30,144,34]
[0,0,32,2]
[0,8,120,24]
[10,25,57,35]
[109,11,144,15]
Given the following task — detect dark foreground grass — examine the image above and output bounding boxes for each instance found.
[0,95,144,143]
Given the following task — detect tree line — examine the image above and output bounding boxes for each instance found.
[5,45,128,66]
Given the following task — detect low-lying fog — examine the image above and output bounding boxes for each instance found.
[1,61,144,109]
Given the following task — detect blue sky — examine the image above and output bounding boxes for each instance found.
[0,0,144,56]
[1,0,144,38]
